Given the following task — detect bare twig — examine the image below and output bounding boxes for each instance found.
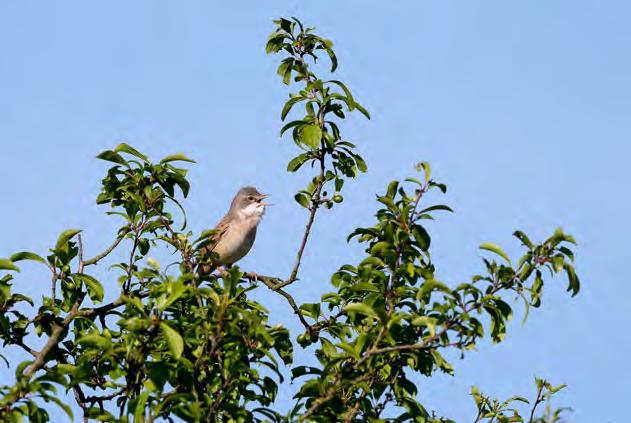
[79,290,150,318]
[281,163,325,288]
[78,234,84,273]
[84,230,129,266]
[528,383,546,423]
[15,340,38,358]
[218,269,312,331]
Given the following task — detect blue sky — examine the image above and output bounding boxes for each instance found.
[1,1,629,421]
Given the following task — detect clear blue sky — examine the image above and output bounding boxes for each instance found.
[1,1,629,421]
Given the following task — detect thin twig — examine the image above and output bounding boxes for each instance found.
[72,384,89,423]
[79,290,150,318]
[219,269,312,331]
[78,234,84,273]
[84,230,128,266]
[280,160,325,288]
[528,383,546,423]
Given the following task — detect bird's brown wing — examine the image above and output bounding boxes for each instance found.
[206,215,231,253]
[197,215,230,274]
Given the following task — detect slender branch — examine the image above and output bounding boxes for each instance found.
[278,40,328,289]
[280,160,325,288]
[272,286,311,330]
[24,294,85,378]
[84,387,126,403]
[72,385,89,423]
[79,290,150,318]
[356,328,452,366]
[220,269,312,331]
[77,234,85,273]
[15,341,38,358]
[528,383,546,423]
[84,230,129,266]
[51,268,58,304]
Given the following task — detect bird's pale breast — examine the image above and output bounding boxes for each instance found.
[213,218,258,265]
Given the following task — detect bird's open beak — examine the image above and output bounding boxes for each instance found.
[257,194,270,206]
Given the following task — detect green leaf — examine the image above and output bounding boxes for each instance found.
[348,282,381,293]
[324,44,338,72]
[294,193,310,209]
[327,80,355,110]
[418,279,451,299]
[280,120,305,137]
[564,263,580,296]
[355,102,371,120]
[479,242,512,266]
[354,154,367,172]
[291,366,322,380]
[0,259,20,272]
[281,97,302,121]
[160,322,184,359]
[344,302,380,320]
[76,333,111,349]
[418,204,453,214]
[277,57,294,85]
[114,143,149,162]
[300,124,322,150]
[287,154,310,172]
[10,251,46,265]
[513,230,534,248]
[146,361,169,390]
[386,181,399,199]
[158,281,187,311]
[412,225,431,251]
[73,274,104,303]
[160,153,196,164]
[134,391,150,422]
[55,229,82,250]
[96,150,127,165]
[411,316,437,336]
[416,161,431,183]
[430,349,454,375]
[46,395,74,420]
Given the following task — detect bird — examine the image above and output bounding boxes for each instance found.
[197,186,269,274]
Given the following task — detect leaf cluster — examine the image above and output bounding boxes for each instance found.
[0,17,579,423]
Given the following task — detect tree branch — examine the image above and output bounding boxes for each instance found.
[220,269,312,331]
[84,229,129,266]
[528,383,545,423]
[24,295,84,378]
[281,163,325,288]
[79,290,150,319]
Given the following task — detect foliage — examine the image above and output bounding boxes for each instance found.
[0,17,578,423]
[471,378,571,423]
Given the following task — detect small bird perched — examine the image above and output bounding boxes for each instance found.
[198,186,269,274]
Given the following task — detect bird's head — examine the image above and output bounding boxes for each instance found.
[230,186,269,221]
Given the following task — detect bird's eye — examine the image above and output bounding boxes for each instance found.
[248,196,254,201]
